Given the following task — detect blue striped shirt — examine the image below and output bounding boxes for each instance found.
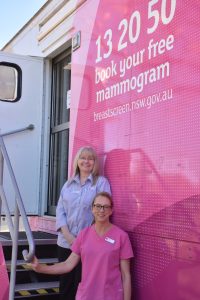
[56,174,111,248]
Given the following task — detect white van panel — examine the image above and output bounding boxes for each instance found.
[0,51,44,214]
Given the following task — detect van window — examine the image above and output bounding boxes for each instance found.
[0,62,22,102]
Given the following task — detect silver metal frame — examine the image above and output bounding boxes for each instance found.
[0,124,35,300]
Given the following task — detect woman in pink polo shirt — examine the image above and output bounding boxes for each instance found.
[30,192,134,300]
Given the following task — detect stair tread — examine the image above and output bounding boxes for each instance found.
[15,281,59,292]
[0,238,57,246]
[7,258,58,266]
[0,231,57,240]
[1,235,60,298]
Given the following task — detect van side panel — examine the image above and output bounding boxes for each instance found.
[70,1,200,299]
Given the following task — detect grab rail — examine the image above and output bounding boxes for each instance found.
[0,124,34,137]
[0,125,35,300]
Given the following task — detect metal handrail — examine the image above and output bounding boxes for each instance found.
[0,125,35,300]
[1,124,34,137]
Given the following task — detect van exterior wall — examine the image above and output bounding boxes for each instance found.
[3,0,85,59]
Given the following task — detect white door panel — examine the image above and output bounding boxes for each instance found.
[0,51,44,214]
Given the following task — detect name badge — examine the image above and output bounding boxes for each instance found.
[105,237,115,244]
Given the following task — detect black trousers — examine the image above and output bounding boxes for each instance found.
[57,245,82,300]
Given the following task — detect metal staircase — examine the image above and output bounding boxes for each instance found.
[0,126,60,299]
[1,231,60,299]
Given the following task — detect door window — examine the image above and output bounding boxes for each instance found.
[48,49,71,215]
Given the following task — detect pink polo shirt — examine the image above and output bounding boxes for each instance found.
[71,224,134,300]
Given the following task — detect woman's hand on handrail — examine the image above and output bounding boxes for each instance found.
[28,252,80,275]
[28,256,41,272]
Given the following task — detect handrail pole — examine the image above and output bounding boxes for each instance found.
[9,202,19,300]
[0,124,34,137]
[0,186,14,238]
[0,135,35,261]
[0,125,36,300]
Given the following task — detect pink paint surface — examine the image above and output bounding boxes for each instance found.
[70,1,200,299]
[0,244,9,300]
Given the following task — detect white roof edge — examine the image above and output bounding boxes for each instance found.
[1,0,52,51]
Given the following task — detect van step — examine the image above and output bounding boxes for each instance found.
[1,231,60,299]
[7,257,59,268]
[15,281,60,299]
[0,231,57,241]
[15,281,59,291]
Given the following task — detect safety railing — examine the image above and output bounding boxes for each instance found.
[0,124,35,300]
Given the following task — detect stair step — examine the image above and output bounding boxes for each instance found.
[15,281,59,291]
[7,257,59,268]
[13,270,59,285]
[15,281,60,299]
[1,231,61,299]
[3,243,58,261]
[0,231,57,251]
[7,258,59,284]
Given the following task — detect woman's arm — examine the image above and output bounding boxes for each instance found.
[60,225,76,245]
[120,259,132,300]
[30,252,80,275]
[56,188,75,245]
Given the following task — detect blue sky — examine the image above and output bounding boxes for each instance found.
[0,1,47,49]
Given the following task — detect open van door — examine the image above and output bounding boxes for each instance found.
[0,51,44,215]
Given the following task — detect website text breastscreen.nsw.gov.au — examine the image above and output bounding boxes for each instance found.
[94,88,173,122]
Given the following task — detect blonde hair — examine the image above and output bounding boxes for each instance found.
[72,146,100,183]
